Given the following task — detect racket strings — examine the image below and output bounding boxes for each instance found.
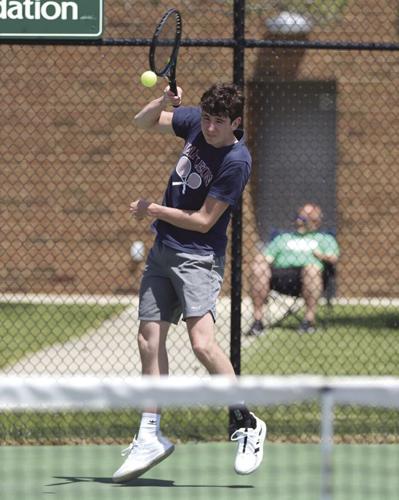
[153,15,179,75]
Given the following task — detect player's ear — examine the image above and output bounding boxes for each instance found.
[231,117,241,130]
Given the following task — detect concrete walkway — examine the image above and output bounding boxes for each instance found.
[3,294,299,376]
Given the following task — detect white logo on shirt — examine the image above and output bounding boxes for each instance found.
[182,143,213,186]
[172,155,202,194]
[286,238,318,252]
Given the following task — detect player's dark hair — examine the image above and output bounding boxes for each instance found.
[200,83,243,122]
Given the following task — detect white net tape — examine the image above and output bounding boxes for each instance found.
[1,375,399,411]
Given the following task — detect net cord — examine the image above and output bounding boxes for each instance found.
[1,375,399,411]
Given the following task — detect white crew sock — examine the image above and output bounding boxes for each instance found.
[137,412,161,441]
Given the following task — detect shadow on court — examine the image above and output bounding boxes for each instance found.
[6,443,398,500]
[48,475,254,489]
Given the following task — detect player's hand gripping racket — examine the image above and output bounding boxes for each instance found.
[149,8,182,98]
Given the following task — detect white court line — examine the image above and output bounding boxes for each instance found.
[0,293,398,307]
[0,293,134,306]
[328,297,399,307]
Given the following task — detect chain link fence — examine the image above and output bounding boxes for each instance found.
[0,0,398,444]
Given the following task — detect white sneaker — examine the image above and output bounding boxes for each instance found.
[112,434,175,483]
[231,413,267,475]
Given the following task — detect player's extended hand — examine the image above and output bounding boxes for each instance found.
[129,198,151,219]
[313,249,324,261]
[162,85,182,107]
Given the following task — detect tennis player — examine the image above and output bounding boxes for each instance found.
[112,83,266,482]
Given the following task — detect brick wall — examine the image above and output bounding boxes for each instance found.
[0,1,398,297]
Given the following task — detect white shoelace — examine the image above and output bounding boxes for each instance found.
[231,428,257,452]
[121,436,138,457]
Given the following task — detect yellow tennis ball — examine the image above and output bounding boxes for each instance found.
[140,70,157,88]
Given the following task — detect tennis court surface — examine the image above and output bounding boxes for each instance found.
[2,442,399,500]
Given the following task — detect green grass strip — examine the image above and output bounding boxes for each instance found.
[0,302,126,369]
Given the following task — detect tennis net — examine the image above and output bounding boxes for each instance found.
[1,375,399,500]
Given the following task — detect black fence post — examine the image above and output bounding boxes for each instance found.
[230,0,245,376]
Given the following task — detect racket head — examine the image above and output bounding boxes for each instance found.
[149,8,182,93]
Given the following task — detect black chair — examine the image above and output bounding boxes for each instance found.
[266,229,337,326]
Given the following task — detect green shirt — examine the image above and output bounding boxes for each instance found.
[265,231,340,270]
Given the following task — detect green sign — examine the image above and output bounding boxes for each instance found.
[0,0,103,38]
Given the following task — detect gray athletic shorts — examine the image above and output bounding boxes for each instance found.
[138,240,225,324]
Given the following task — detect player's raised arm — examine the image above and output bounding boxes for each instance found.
[134,88,182,133]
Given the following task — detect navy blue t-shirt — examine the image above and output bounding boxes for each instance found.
[152,106,251,256]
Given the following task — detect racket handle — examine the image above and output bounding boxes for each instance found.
[169,80,180,108]
[169,79,178,96]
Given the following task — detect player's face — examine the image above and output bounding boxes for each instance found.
[201,112,241,148]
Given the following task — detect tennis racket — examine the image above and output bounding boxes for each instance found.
[149,8,182,96]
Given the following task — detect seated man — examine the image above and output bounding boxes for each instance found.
[247,203,340,335]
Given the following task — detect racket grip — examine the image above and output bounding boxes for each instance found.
[169,80,178,96]
[169,80,180,108]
